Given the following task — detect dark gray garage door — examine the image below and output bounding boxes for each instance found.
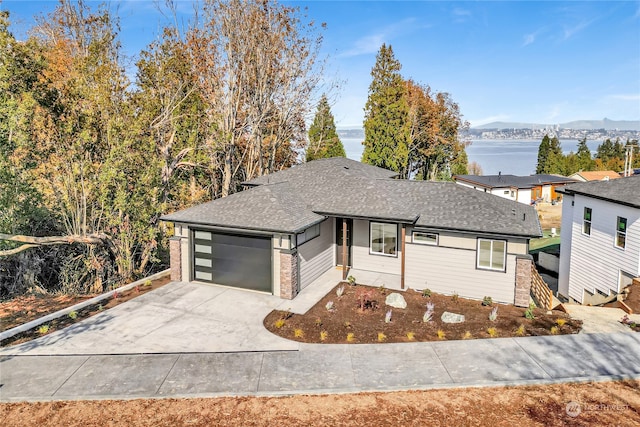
[192,230,272,293]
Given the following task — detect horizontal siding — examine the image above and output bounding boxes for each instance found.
[566,196,640,302]
[299,218,334,289]
[352,219,401,275]
[407,228,528,255]
[405,243,517,304]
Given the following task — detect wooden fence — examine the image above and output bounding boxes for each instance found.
[531,264,553,310]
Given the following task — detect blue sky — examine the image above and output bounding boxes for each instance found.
[3,0,640,128]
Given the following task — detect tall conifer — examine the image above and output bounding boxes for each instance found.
[306,94,345,161]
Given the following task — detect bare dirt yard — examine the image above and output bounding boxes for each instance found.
[264,283,581,343]
[2,380,639,426]
[536,202,563,230]
[1,275,171,347]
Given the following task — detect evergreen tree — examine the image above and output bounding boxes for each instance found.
[575,138,594,171]
[536,135,551,174]
[306,94,345,161]
[362,44,410,176]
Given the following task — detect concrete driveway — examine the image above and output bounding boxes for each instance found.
[1,282,301,355]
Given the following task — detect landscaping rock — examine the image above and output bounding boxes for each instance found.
[385,293,407,309]
[441,311,465,323]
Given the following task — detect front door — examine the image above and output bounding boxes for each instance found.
[336,218,352,267]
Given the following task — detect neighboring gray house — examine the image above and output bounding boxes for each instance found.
[558,175,640,304]
[454,174,577,205]
[162,158,542,306]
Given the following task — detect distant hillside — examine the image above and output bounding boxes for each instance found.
[474,118,640,131]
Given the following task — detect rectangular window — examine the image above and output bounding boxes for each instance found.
[582,207,592,235]
[296,223,320,246]
[477,239,506,271]
[370,222,397,256]
[503,190,510,195]
[412,231,438,246]
[615,217,627,249]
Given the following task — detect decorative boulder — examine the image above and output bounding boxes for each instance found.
[441,311,465,323]
[385,293,407,309]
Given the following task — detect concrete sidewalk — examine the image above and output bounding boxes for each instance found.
[2,332,639,402]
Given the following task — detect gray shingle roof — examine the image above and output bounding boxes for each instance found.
[162,181,325,233]
[558,175,640,209]
[163,158,542,237]
[242,157,398,186]
[454,174,577,189]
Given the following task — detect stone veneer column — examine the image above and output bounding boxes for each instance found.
[169,236,182,282]
[280,250,299,300]
[514,255,533,307]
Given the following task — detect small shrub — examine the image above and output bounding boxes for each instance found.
[482,296,493,306]
[462,331,472,340]
[489,306,498,322]
[315,318,323,327]
[68,310,78,320]
[113,290,120,299]
[515,324,526,336]
[355,287,377,311]
[38,324,50,335]
[344,321,351,328]
[423,301,435,323]
[135,285,140,293]
[320,331,328,341]
[422,288,432,298]
[406,331,415,341]
[326,301,334,311]
[144,279,152,287]
[487,327,498,338]
[451,292,459,303]
[550,326,559,335]
[437,329,446,340]
[347,275,356,286]
[98,304,104,311]
[346,332,355,342]
[294,328,304,338]
[556,318,566,327]
[336,285,345,298]
[379,285,386,295]
[377,332,387,342]
[385,309,392,323]
[274,319,286,329]
[524,302,536,320]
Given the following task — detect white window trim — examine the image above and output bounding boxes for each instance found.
[476,238,507,272]
[614,216,627,250]
[582,207,592,236]
[412,231,439,246]
[369,222,398,257]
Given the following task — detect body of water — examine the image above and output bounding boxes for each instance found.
[342,138,602,176]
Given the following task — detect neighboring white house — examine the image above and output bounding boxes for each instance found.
[453,174,577,205]
[558,175,640,304]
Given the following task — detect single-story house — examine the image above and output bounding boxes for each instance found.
[569,170,621,182]
[162,158,542,306]
[558,175,640,304]
[453,174,578,205]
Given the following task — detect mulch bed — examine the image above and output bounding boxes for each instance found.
[0,275,170,347]
[264,283,582,343]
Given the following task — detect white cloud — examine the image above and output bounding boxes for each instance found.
[522,33,536,46]
[339,18,418,58]
[451,7,472,24]
[562,18,595,40]
[608,94,640,101]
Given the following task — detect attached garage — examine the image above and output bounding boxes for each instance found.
[192,229,272,293]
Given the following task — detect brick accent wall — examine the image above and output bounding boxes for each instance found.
[169,236,182,282]
[514,255,533,307]
[280,250,299,299]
